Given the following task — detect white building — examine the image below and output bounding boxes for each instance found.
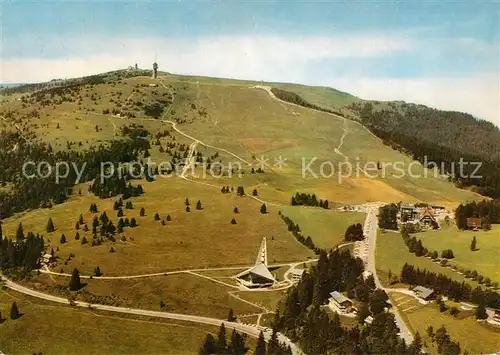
[291,268,304,282]
[236,238,276,288]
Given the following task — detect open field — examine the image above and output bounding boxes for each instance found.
[25,272,264,319]
[415,224,500,281]
[376,229,482,287]
[279,207,365,249]
[390,293,500,354]
[2,177,313,276]
[0,289,219,354]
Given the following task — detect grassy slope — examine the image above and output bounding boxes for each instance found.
[0,290,217,355]
[375,229,482,287]
[389,293,500,354]
[415,224,500,281]
[2,178,313,276]
[279,207,365,249]
[159,74,483,206]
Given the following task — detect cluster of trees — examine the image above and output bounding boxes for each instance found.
[401,263,500,308]
[401,226,427,257]
[344,223,364,241]
[378,204,398,230]
[351,102,500,198]
[0,232,44,272]
[455,200,500,230]
[274,249,422,354]
[143,101,165,118]
[277,212,319,253]
[425,326,461,355]
[89,176,144,199]
[401,225,457,262]
[270,88,345,118]
[199,323,248,355]
[290,192,329,209]
[0,128,150,218]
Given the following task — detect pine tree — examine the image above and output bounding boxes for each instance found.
[10,302,19,320]
[196,200,202,210]
[94,266,102,277]
[109,247,115,253]
[199,334,217,355]
[216,323,227,353]
[186,206,191,212]
[252,189,258,196]
[79,214,84,225]
[46,217,55,233]
[75,221,80,230]
[476,301,488,319]
[140,207,145,216]
[233,207,239,213]
[154,212,160,220]
[117,208,124,217]
[166,214,172,221]
[81,236,88,245]
[470,236,477,251]
[68,268,81,291]
[260,204,267,214]
[161,220,166,226]
[227,308,235,321]
[357,303,370,324]
[228,329,247,355]
[75,232,80,240]
[130,218,137,227]
[254,330,266,355]
[231,218,237,224]
[15,223,25,242]
[83,224,89,232]
[60,234,67,244]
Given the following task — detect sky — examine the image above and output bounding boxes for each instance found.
[1,1,499,125]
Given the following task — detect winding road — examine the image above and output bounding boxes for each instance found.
[0,274,304,354]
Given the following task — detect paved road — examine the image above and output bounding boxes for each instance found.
[0,274,304,354]
[363,205,414,344]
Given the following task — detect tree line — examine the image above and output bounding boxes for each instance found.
[0,231,44,274]
[290,192,329,209]
[455,199,500,230]
[273,249,422,354]
[277,211,319,253]
[351,102,500,198]
[401,263,500,309]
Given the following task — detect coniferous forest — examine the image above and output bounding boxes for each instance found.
[455,199,500,229]
[0,128,150,219]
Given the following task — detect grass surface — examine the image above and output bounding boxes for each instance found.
[2,178,313,276]
[415,224,500,281]
[390,293,500,354]
[279,207,365,249]
[376,229,481,287]
[0,290,218,355]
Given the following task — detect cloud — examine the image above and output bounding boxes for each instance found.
[1,34,498,125]
[1,34,415,82]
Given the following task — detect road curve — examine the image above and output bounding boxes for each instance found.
[0,274,304,354]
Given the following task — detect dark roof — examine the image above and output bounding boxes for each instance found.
[330,291,352,304]
[414,286,434,299]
